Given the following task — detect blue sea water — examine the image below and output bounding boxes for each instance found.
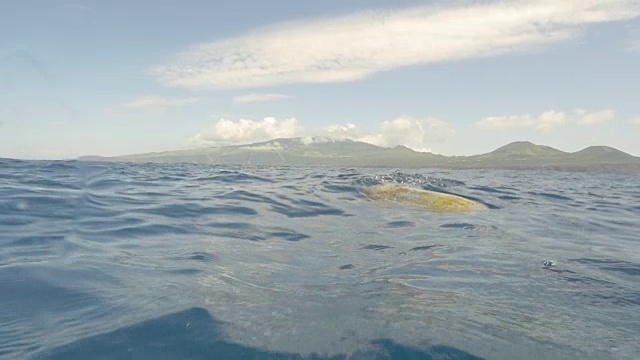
[1,159,639,359]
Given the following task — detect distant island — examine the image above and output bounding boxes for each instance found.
[78,138,640,173]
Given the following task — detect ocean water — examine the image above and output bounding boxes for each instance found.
[1,159,639,359]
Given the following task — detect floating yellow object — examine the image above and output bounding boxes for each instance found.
[364,183,485,212]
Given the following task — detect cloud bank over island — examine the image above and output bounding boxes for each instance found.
[188,116,455,152]
[188,117,302,147]
[151,0,640,90]
[187,108,638,154]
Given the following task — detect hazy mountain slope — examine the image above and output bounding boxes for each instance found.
[475,141,567,159]
[77,138,640,172]
[570,146,637,163]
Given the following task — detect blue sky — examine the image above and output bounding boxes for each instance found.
[1,0,640,159]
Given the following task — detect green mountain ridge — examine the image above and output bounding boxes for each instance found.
[571,146,636,161]
[78,137,640,172]
[477,141,567,159]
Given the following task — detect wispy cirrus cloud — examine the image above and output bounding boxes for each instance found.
[189,116,456,152]
[233,93,292,104]
[151,0,640,89]
[476,109,615,132]
[122,96,200,109]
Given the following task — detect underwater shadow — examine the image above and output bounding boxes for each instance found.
[41,307,483,360]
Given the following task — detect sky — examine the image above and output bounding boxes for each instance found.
[1,0,640,159]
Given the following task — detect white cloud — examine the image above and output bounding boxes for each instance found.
[577,109,615,125]
[321,123,360,138]
[151,0,640,89]
[350,117,456,151]
[628,117,640,125]
[420,118,458,143]
[122,96,200,109]
[476,109,615,132]
[233,93,292,104]
[242,142,285,151]
[299,136,335,145]
[189,116,455,152]
[189,117,302,146]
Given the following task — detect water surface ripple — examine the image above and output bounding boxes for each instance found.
[1,160,639,359]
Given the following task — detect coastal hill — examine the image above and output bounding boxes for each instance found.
[78,138,640,172]
[475,141,567,159]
